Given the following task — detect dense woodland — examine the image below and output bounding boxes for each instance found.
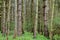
[0,0,60,40]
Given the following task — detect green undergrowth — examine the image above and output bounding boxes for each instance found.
[0,31,49,40]
[53,34,60,40]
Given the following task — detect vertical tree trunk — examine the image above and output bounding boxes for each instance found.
[33,0,38,38]
[49,0,55,40]
[22,0,26,32]
[13,0,17,38]
[43,0,49,37]
[7,0,11,35]
[6,0,11,40]
[11,0,14,21]
[38,0,40,34]
[2,0,6,36]
[11,0,15,21]
[17,0,22,36]
[0,0,2,32]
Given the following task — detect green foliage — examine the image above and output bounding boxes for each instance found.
[53,34,60,40]
[0,32,6,40]
[0,32,49,40]
[54,17,60,25]
[10,21,15,30]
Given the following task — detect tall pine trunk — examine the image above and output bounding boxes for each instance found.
[11,0,14,21]
[2,0,6,36]
[22,0,26,32]
[6,0,11,40]
[17,0,22,36]
[13,0,17,38]
[49,0,55,40]
[33,0,38,38]
[43,0,49,37]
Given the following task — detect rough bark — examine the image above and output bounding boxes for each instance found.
[17,0,22,36]
[43,0,49,37]
[7,0,11,40]
[13,0,17,38]
[2,1,6,35]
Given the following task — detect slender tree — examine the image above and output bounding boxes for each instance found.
[6,0,11,40]
[0,0,2,32]
[7,0,11,35]
[22,0,26,32]
[38,0,43,34]
[33,0,38,38]
[13,0,17,38]
[11,0,14,21]
[2,0,6,35]
[49,0,55,40]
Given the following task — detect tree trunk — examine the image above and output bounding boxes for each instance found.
[11,0,14,21]
[49,0,55,40]
[6,0,11,40]
[22,0,26,33]
[33,0,38,38]
[13,0,17,38]
[2,0,6,36]
[17,0,22,36]
[43,0,49,37]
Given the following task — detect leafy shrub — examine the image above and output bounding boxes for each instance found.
[53,34,60,40]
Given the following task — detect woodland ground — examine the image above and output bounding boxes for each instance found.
[0,31,60,40]
[0,31,49,40]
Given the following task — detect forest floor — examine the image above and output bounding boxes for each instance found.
[0,31,49,40]
[0,32,60,40]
